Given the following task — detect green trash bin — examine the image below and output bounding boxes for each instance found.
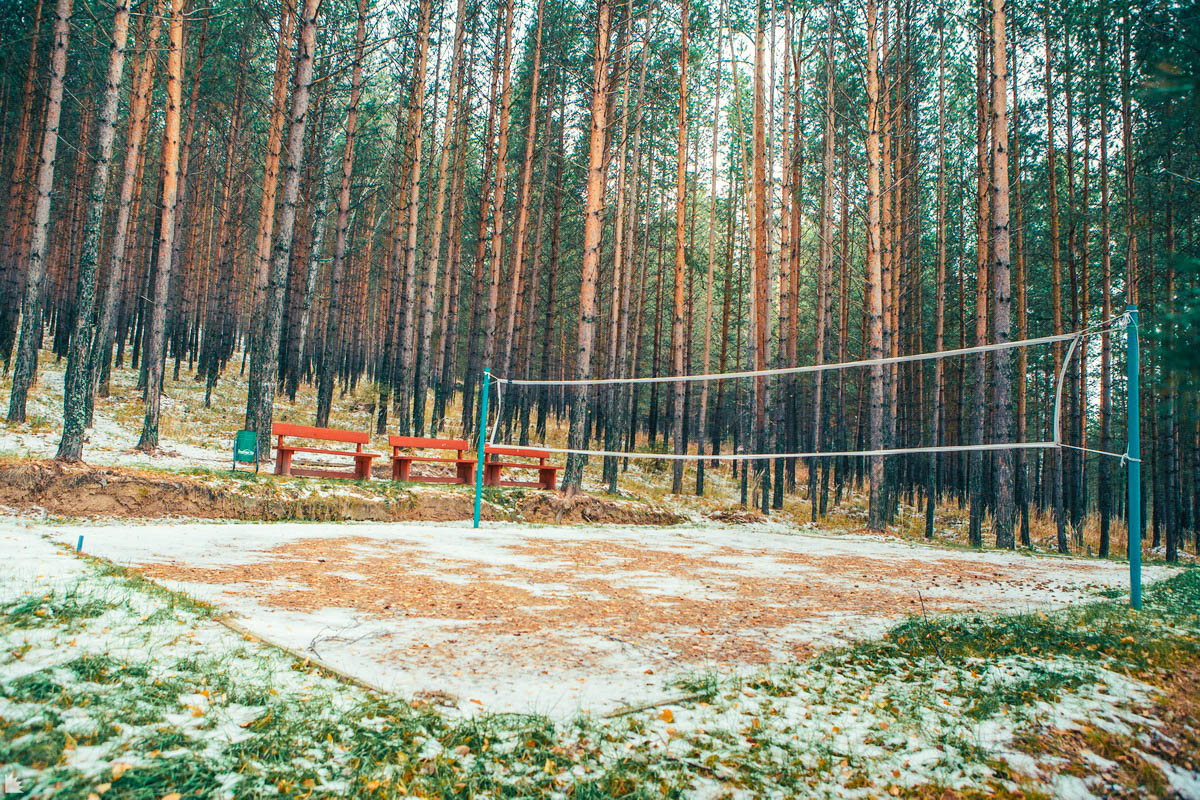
[233,430,259,473]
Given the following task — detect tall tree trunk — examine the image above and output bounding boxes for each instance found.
[392,0,434,435]
[967,11,990,548]
[604,0,635,491]
[562,0,613,493]
[244,0,320,452]
[925,5,947,538]
[751,0,769,512]
[249,0,297,340]
[697,21,723,495]
[989,0,1015,549]
[56,0,130,460]
[865,0,886,532]
[1120,11,1137,307]
[316,0,368,427]
[480,0,516,378]
[136,0,186,452]
[1098,20,1113,557]
[1010,32,1030,546]
[670,0,690,494]
[0,0,45,366]
[1044,6,1068,554]
[812,1,835,520]
[412,0,468,435]
[167,15,207,383]
[7,0,72,423]
[91,4,163,402]
[500,0,545,375]
[201,52,247,407]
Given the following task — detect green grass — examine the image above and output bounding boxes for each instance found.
[1,584,109,628]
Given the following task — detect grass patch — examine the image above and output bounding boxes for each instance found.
[1,585,109,628]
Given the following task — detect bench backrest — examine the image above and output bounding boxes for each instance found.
[485,445,550,460]
[272,422,370,445]
[389,435,470,451]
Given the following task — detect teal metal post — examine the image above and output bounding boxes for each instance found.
[474,368,490,529]
[1126,305,1141,609]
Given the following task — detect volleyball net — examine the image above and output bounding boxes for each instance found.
[470,305,1145,607]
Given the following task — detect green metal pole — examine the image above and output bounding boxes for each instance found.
[474,368,490,529]
[1126,305,1141,609]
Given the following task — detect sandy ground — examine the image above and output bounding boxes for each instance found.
[7,516,1169,718]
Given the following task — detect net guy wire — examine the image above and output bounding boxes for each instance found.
[482,315,1132,462]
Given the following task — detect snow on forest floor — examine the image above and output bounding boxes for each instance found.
[11,515,1174,717]
[3,523,1199,799]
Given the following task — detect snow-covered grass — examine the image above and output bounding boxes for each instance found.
[3,527,1198,798]
[25,516,1173,718]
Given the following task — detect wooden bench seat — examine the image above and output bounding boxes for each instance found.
[272,423,380,480]
[389,436,474,484]
[483,445,561,491]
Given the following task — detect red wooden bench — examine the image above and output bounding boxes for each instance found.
[388,436,475,484]
[272,423,380,481]
[483,445,561,491]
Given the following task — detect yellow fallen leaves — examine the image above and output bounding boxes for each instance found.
[658,708,674,723]
[111,763,132,780]
[161,794,182,800]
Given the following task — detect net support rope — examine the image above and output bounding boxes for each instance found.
[482,315,1131,462]
[491,316,1125,387]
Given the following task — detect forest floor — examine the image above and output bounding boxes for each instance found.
[3,351,1199,797]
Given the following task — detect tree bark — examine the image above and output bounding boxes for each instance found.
[925,5,947,538]
[670,0,690,493]
[56,0,130,461]
[865,0,886,532]
[989,0,1015,549]
[0,0,45,366]
[1044,6,1068,554]
[7,0,73,423]
[562,0,613,493]
[1098,19,1113,557]
[244,0,321,452]
[967,10,990,548]
[480,0,516,383]
[316,0,368,427]
[696,18,723,495]
[91,4,162,402]
[812,1,835,520]
[136,0,186,452]
[392,0,434,434]
[412,0,468,435]
[500,0,546,377]
[248,0,297,341]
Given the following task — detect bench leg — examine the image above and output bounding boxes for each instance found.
[484,464,500,487]
[539,468,557,491]
[457,461,474,485]
[395,459,411,482]
[275,450,292,476]
[356,458,372,481]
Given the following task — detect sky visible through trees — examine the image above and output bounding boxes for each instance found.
[0,0,1196,557]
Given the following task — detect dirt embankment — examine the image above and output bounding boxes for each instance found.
[0,459,682,525]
